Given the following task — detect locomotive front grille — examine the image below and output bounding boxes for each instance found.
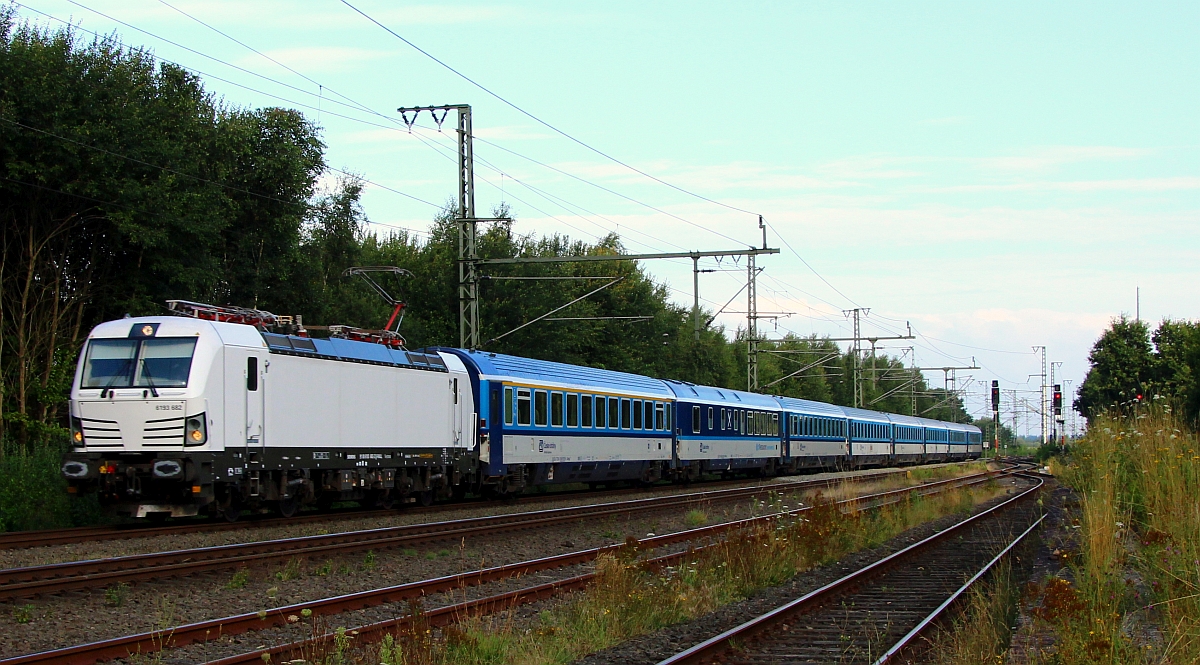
[80,418,122,447]
[142,416,186,444]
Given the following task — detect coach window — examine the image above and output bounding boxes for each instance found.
[504,387,514,425]
[773,414,779,436]
[567,393,579,427]
[517,388,532,426]
[551,392,564,427]
[691,405,700,434]
[645,400,655,430]
[633,400,643,429]
[594,396,606,428]
[621,399,632,429]
[655,402,664,430]
[534,390,548,427]
[581,395,592,428]
[609,397,620,429]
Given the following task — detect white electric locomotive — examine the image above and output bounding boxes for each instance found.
[61,302,981,519]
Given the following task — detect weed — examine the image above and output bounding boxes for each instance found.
[104,582,129,607]
[266,586,279,599]
[683,509,708,527]
[275,557,302,582]
[402,548,418,557]
[11,604,33,624]
[424,551,437,560]
[363,550,376,570]
[437,549,451,558]
[312,560,333,577]
[226,568,249,589]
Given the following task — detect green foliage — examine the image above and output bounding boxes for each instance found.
[0,439,74,532]
[1077,316,1200,423]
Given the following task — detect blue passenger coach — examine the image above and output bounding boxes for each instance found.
[842,406,894,465]
[441,349,675,490]
[666,381,783,478]
[776,397,848,469]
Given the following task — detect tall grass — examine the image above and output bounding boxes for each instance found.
[1038,406,1200,663]
[376,483,1003,665]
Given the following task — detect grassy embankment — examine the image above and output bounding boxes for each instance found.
[1033,408,1198,663]
[342,464,999,665]
[932,408,1199,664]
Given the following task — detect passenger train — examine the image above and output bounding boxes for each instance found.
[60,303,982,519]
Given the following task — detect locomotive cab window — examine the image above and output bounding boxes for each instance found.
[82,337,198,389]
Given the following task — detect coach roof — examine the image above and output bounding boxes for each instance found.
[452,350,674,397]
[663,381,780,409]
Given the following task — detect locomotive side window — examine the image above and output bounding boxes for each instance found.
[567,393,579,427]
[621,399,631,429]
[517,388,532,426]
[581,395,593,427]
[504,387,514,425]
[633,400,643,429]
[609,397,620,429]
[551,392,564,427]
[246,357,258,391]
[692,406,701,434]
[534,390,548,427]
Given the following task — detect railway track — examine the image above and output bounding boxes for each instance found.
[0,464,972,551]
[655,473,1044,665]
[0,465,995,601]
[0,466,1017,665]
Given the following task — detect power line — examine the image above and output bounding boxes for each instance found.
[338,0,763,221]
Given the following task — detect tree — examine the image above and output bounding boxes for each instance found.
[0,14,323,447]
[1076,316,1156,418]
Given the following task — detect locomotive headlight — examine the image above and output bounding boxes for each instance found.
[70,417,85,446]
[185,414,207,445]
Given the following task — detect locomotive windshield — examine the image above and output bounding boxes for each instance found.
[81,338,198,389]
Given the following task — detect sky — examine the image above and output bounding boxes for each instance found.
[11,0,1200,436]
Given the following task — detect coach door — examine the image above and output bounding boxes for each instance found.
[225,347,266,463]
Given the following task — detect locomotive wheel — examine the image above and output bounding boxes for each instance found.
[278,495,299,518]
[417,489,434,507]
[221,502,241,523]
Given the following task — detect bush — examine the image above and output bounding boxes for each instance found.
[0,437,102,532]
